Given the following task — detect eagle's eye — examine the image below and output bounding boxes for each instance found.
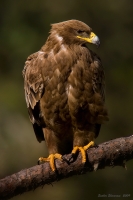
[77,30,85,34]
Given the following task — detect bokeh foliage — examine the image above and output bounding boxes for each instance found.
[0,0,133,199]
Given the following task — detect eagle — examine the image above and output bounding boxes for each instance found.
[22,20,108,171]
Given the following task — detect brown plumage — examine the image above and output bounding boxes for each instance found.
[22,20,108,170]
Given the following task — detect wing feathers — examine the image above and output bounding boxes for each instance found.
[23,52,44,109]
[23,51,45,142]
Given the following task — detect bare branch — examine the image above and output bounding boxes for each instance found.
[0,135,133,199]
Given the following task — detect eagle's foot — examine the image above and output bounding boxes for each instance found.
[72,141,94,163]
[38,153,62,171]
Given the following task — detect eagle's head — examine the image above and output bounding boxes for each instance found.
[50,19,100,46]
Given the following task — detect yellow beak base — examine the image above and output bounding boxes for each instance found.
[77,32,100,46]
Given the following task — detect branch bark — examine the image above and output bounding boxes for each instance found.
[1,135,133,199]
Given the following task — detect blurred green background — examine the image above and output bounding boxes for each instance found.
[0,0,133,199]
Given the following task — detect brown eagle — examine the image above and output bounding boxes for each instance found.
[23,20,108,171]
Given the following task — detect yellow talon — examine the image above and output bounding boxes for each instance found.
[72,141,94,163]
[38,153,62,171]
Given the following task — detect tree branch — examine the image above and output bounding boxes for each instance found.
[1,135,133,199]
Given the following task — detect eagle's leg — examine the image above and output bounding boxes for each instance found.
[72,141,94,163]
[38,153,62,171]
[38,128,64,171]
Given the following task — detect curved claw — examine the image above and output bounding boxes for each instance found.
[38,153,62,171]
[72,141,94,163]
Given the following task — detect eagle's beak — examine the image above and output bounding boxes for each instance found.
[77,32,100,46]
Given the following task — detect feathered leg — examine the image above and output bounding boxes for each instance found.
[71,130,95,163]
[38,128,63,171]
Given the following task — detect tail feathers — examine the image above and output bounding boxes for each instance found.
[95,124,101,138]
